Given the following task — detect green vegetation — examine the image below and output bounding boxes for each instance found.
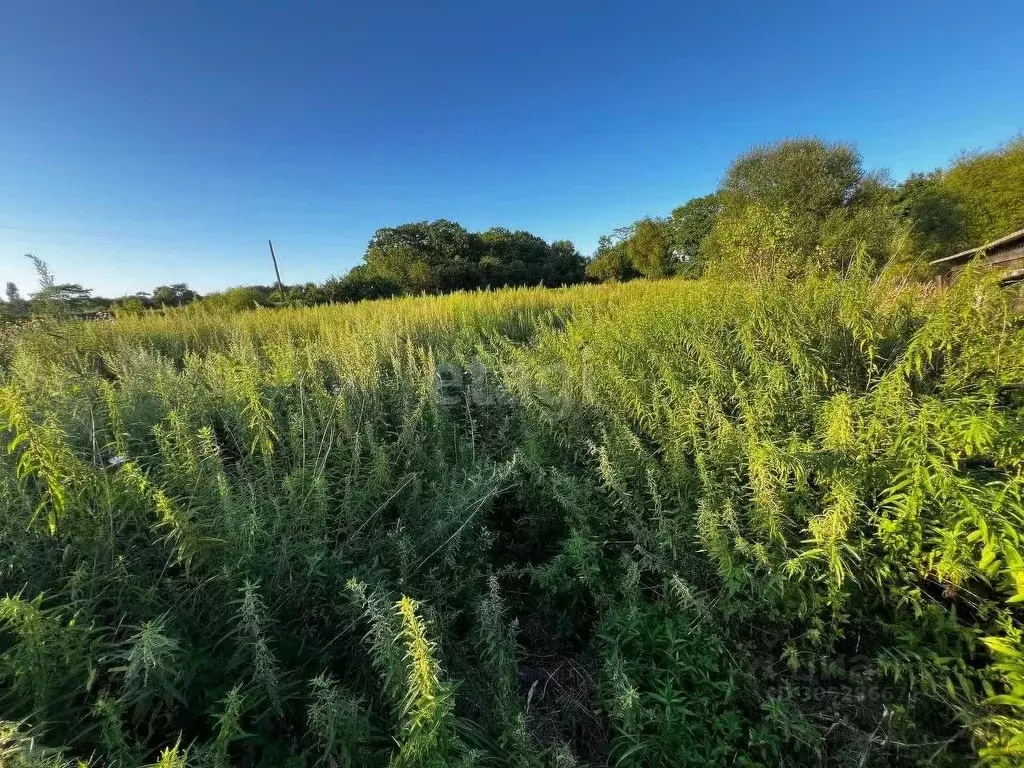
[943,137,1024,247]
[3,132,1024,766]
[588,135,1024,281]
[1,224,585,322]
[5,136,1021,323]
[357,221,587,294]
[2,263,1024,766]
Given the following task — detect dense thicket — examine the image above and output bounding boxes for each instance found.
[2,266,1024,766]
[942,137,1024,247]
[588,135,1024,281]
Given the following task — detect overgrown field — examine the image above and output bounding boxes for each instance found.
[2,268,1024,767]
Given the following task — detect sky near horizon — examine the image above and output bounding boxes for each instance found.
[2,1,1023,297]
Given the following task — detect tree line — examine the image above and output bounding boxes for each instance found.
[587,134,1024,281]
[0,223,588,319]
[3,134,1022,319]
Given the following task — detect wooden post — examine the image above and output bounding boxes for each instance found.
[268,239,285,300]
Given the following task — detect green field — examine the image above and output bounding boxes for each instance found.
[2,268,1024,766]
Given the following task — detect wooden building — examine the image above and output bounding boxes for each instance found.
[930,227,1024,287]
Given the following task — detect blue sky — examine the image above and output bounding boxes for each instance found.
[2,1,1022,297]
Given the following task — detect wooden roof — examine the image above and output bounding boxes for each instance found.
[930,227,1024,267]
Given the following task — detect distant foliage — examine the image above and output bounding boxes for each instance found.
[6,135,1018,316]
[151,284,198,308]
[585,232,637,282]
[4,221,586,318]
[358,219,587,295]
[719,138,863,220]
[587,133,1024,283]
[943,136,1024,245]
[319,266,399,303]
[668,193,722,276]
[701,139,910,275]
[891,171,969,259]
[626,219,673,278]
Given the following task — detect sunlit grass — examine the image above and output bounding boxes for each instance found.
[1,270,1022,766]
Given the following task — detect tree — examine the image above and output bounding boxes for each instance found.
[721,138,863,222]
[42,284,93,304]
[3,282,26,319]
[359,219,584,294]
[717,138,863,260]
[152,283,198,307]
[709,138,909,274]
[669,194,721,275]
[627,218,673,278]
[890,173,968,258]
[24,254,94,316]
[151,286,175,305]
[27,253,55,292]
[586,234,638,282]
[943,136,1024,245]
[364,220,474,292]
[543,240,587,285]
[475,228,550,287]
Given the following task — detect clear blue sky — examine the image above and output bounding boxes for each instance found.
[2,1,1023,297]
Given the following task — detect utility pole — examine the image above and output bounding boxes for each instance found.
[268,239,285,300]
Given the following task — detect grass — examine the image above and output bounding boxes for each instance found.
[1,267,1024,766]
